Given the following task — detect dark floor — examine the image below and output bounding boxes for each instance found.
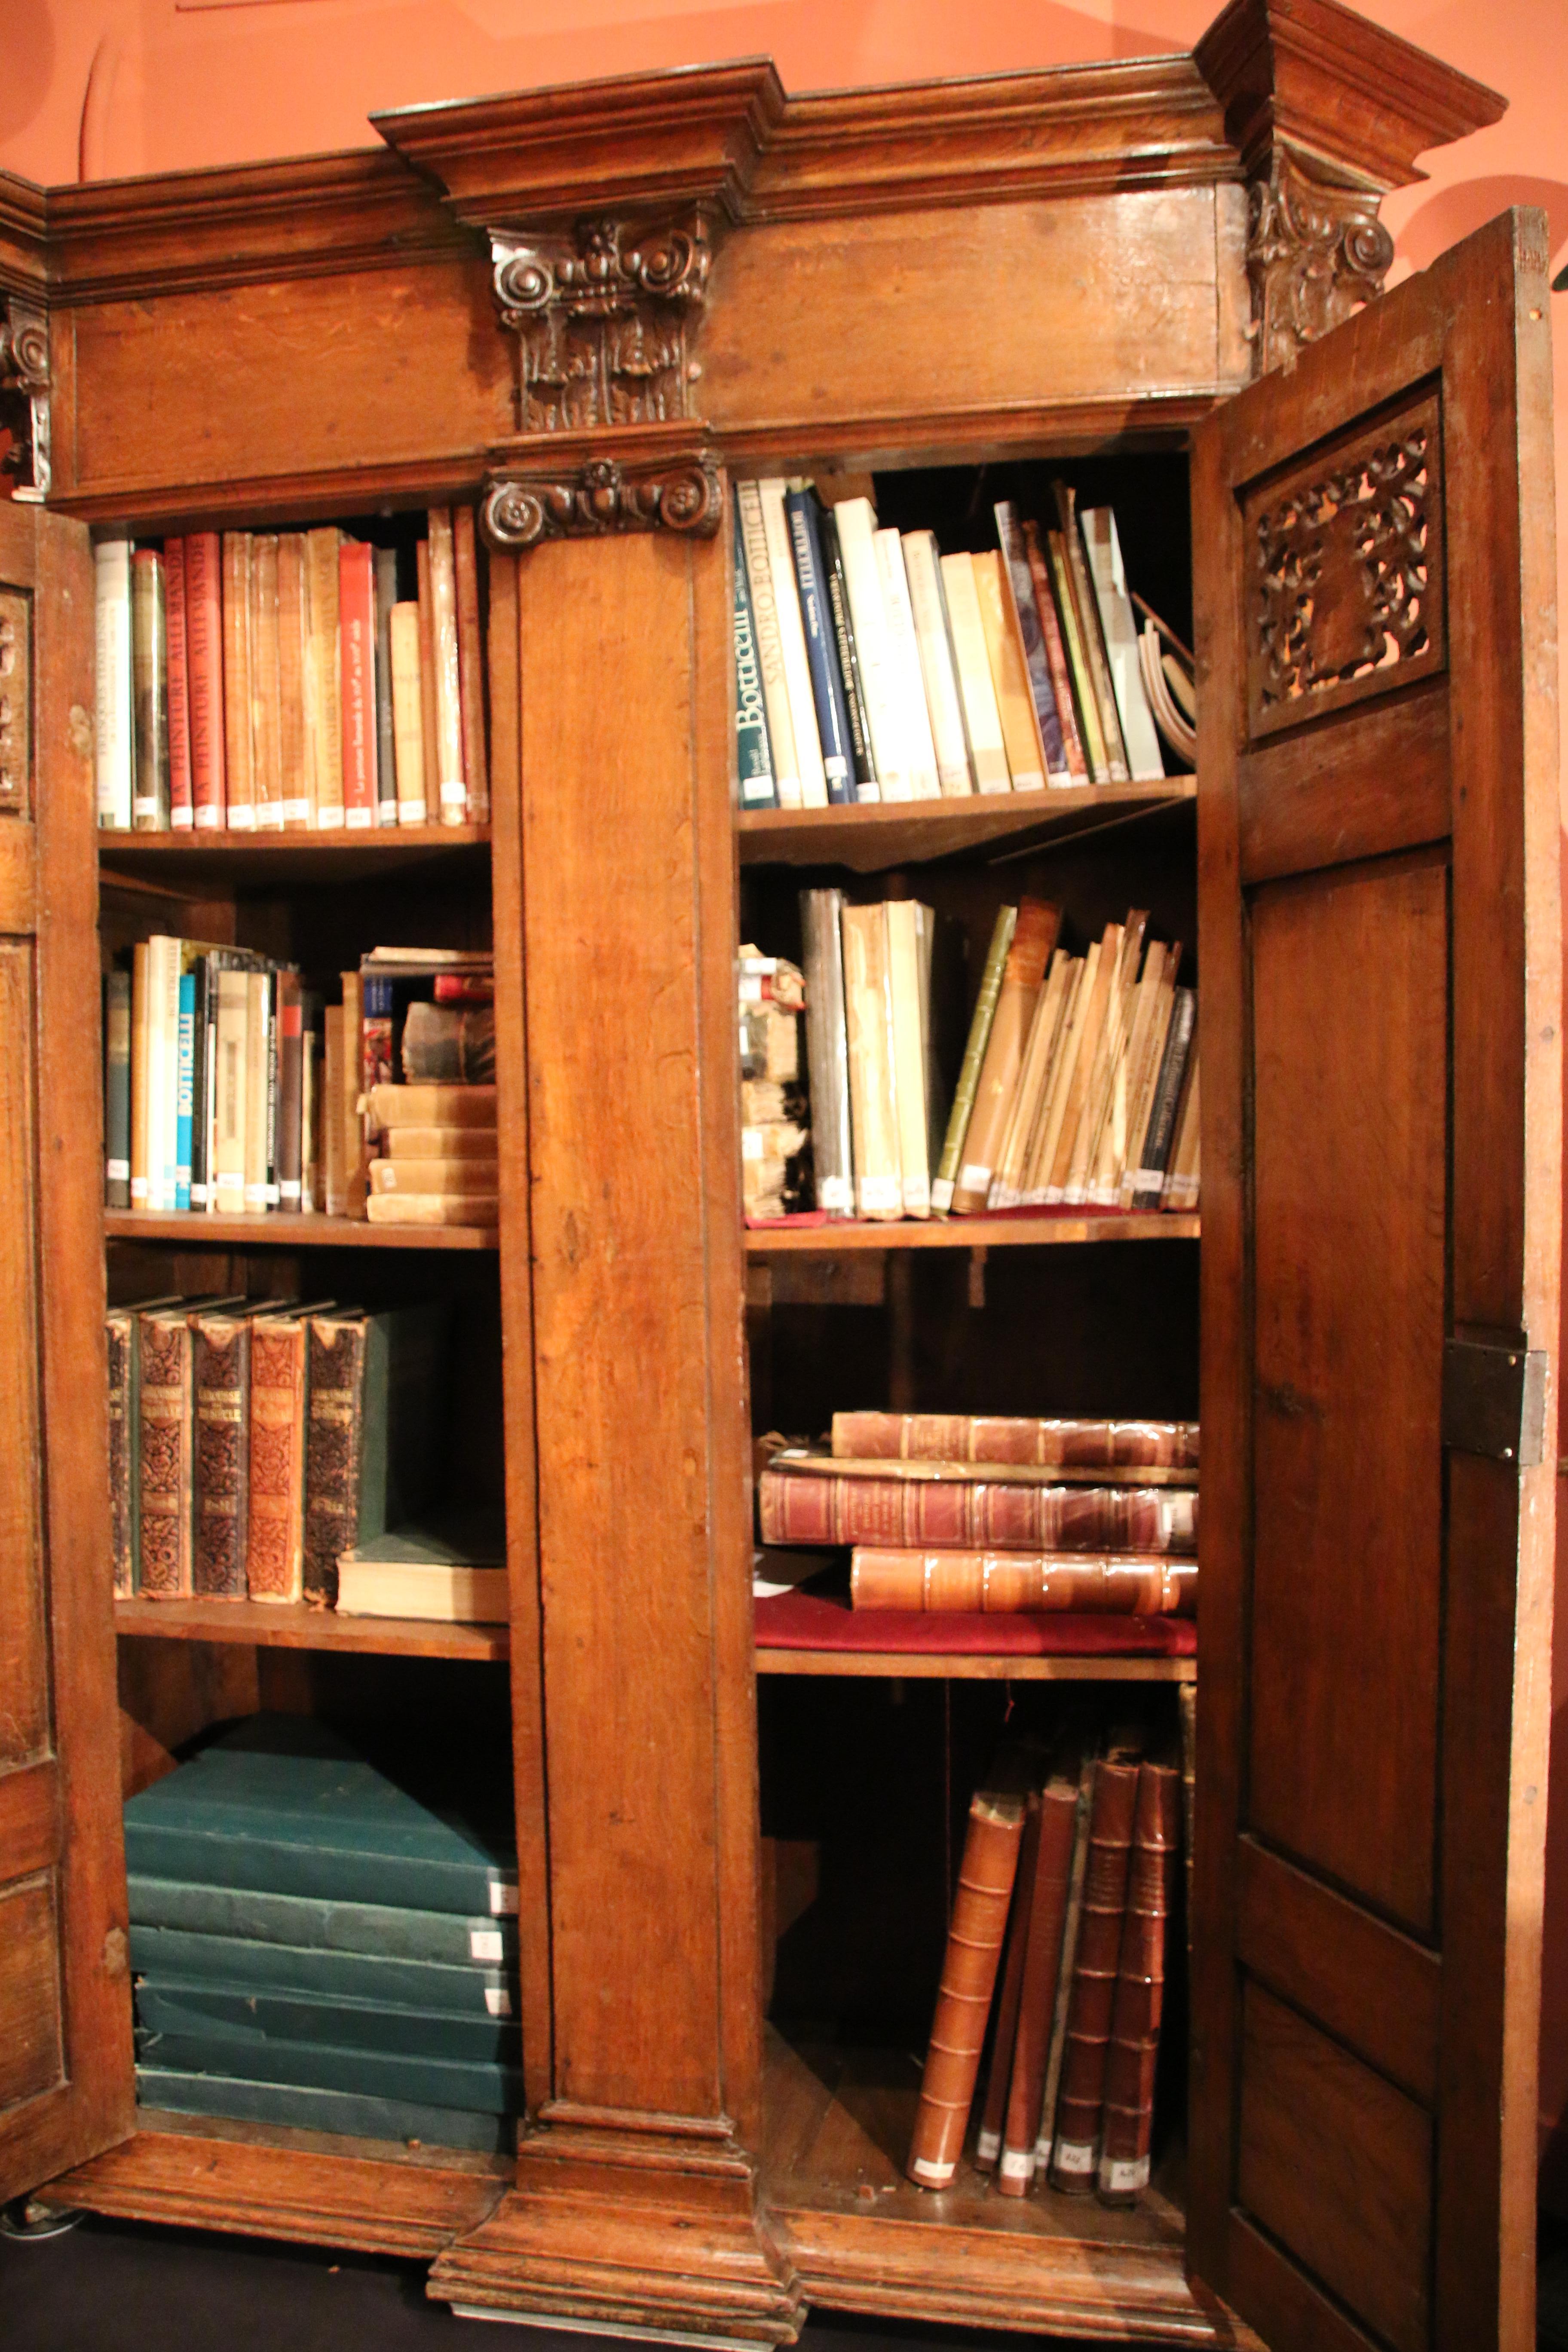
[9,2209,1568,2350]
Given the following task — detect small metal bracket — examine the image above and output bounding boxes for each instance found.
[1441,1338,1548,1467]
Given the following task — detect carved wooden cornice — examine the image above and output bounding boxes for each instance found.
[0,294,49,500]
[491,212,713,434]
[481,449,723,551]
[1245,149,1394,376]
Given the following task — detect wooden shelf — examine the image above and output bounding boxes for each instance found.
[115,1596,509,1661]
[105,1210,498,1250]
[756,1645,1194,1680]
[746,1213,1198,1251]
[735,783,1195,872]
[98,824,490,888]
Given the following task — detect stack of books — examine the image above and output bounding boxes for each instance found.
[905,1726,1180,2208]
[95,505,489,834]
[760,1414,1197,1617]
[795,891,1197,1224]
[127,1716,521,2153]
[732,477,1188,811]
[738,948,809,1220]
[107,1294,450,1608]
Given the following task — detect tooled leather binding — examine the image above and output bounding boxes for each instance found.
[107,1306,136,1597]
[760,1470,1195,1553]
[138,1306,198,1599]
[974,1794,1042,2170]
[850,1550,1196,1615]
[192,1308,254,1599]
[303,1312,366,1607]
[247,1312,310,1602]
[1096,1761,1180,2205]
[996,1771,1081,2195]
[831,1413,1199,1469]
[1047,1755,1141,2194]
[906,1791,1025,2189]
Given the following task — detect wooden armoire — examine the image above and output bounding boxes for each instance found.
[0,0,1558,2344]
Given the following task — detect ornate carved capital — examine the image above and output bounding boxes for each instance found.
[0,294,50,501]
[489,212,713,435]
[481,452,723,552]
[1245,150,1394,376]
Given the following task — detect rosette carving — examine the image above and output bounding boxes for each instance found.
[1246,153,1395,377]
[489,213,712,432]
[0,295,50,499]
[481,454,723,551]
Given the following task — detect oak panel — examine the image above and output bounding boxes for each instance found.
[0,1877,64,2109]
[0,940,45,1772]
[1249,854,1447,1935]
[1237,1982,1432,2352]
[1237,680,1451,887]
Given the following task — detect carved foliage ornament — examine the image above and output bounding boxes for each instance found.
[481,455,723,552]
[1246,391,1446,740]
[0,296,50,502]
[0,589,29,816]
[491,214,712,435]
[1246,151,1395,379]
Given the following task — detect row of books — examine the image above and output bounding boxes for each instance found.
[738,947,809,1219]
[104,939,497,1228]
[129,1717,520,2151]
[95,506,489,834]
[732,476,1193,812]
[907,1727,1179,2207]
[795,890,1199,1225]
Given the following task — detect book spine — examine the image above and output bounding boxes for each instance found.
[972,550,1046,792]
[242,971,270,1213]
[839,901,902,1222]
[974,1795,1042,2168]
[735,484,801,807]
[1049,1759,1142,2192]
[873,527,941,799]
[830,1411,1200,1470]
[214,968,248,1214]
[817,509,879,802]
[952,897,1057,1215]
[276,970,303,1210]
[303,1317,366,1606]
[185,530,227,827]
[1079,507,1166,782]
[189,957,211,1208]
[138,1311,195,1599]
[251,533,284,828]
[833,498,911,800]
[453,505,490,824]
[1130,990,1196,1208]
[220,532,256,830]
[322,1005,345,1214]
[906,1793,1026,2187]
[340,969,366,1215]
[758,1471,1196,1552]
[902,530,973,796]
[1021,517,1089,784]
[308,527,345,828]
[937,552,1011,796]
[931,904,1016,1213]
[1055,482,1129,779]
[193,1315,251,1599]
[389,603,427,824]
[1044,529,1111,783]
[338,541,377,830]
[416,536,441,821]
[163,537,195,828]
[849,1550,1195,1614]
[95,539,134,830]
[998,1777,1081,2193]
[104,969,132,1207]
[1097,1762,1179,2204]
[785,487,854,805]
[885,900,931,1217]
[247,1318,307,1602]
[129,941,150,1207]
[799,887,854,1216]
[277,533,311,828]
[175,971,195,1212]
[993,501,1069,783]
[373,547,400,827]
[146,934,176,1213]
[107,1306,137,1597]
[731,503,777,808]
[1036,1762,1095,2172]
[427,507,468,824]
[758,479,827,807]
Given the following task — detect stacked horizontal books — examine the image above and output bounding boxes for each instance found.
[739,948,810,1220]
[351,946,497,1228]
[796,890,1198,1223]
[760,1414,1197,1617]
[127,1716,520,2153]
[95,505,488,834]
[906,1726,1180,2209]
[732,476,1191,811]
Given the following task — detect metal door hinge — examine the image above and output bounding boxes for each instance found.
[1441,1339,1547,1466]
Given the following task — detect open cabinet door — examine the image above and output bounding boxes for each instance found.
[1189,209,1560,2352]
[0,497,133,2204]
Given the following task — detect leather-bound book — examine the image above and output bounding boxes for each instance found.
[184,530,227,828]
[220,532,256,830]
[1035,1755,1096,2177]
[373,545,399,827]
[974,1793,1042,2168]
[453,505,489,823]
[369,1158,498,1199]
[108,1294,179,1596]
[1021,518,1088,785]
[277,533,311,827]
[246,1301,332,1603]
[997,1768,1081,2194]
[130,549,170,830]
[759,1468,1196,1553]
[302,1303,448,1606]
[416,536,442,822]
[307,527,345,829]
[364,1081,497,1131]
[1098,1761,1180,2205]
[426,506,467,823]
[339,539,377,830]
[137,1295,242,1599]
[365,1193,499,1227]
[163,536,195,828]
[831,1412,1199,1473]
[275,970,303,1213]
[251,533,284,829]
[340,969,366,1216]
[952,898,1060,1215]
[1048,1751,1142,2193]
[906,1787,1026,2188]
[192,1302,265,1599]
[851,1551,1196,1614]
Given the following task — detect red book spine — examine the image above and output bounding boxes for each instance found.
[849,1549,1197,1615]
[1097,1762,1179,2205]
[164,536,194,829]
[1048,1758,1141,2193]
[339,541,377,830]
[997,1774,1081,2193]
[830,1412,1199,1470]
[906,1793,1025,2188]
[758,1470,1195,1553]
[974,1795,1041,2168]
[184,530,226,829]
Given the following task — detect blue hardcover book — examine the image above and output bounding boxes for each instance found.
[123,1716,518,1919]
[130,1926,516,2018]
[785,487,855,805]
[175,971,195,1210]
[994,499,1069,781]
[135,1978,520,2066]
[136,2063,513,2154]
[732,504,776,808]
[135,2023,520,2117]
[128,1876,518,1969]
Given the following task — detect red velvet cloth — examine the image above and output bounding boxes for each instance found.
[753,1586,1197,1657]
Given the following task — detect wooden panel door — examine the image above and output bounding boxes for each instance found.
[1189,209,1560,2352]
[0,498,133,2204]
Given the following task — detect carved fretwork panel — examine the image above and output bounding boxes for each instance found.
[1246,152,1395,379]
[1245,390,1445,740]
[481,454,723,551]
[0,591,29,818]
[0,299,50,503]
[491,214,712,434]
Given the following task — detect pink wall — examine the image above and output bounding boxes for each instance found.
[7,0,1568,2193]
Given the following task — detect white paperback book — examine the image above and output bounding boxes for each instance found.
[95,539,134,830]
[830,497,914,802]
[872,527,942,799]
[758,478,829,808]
[1078,507,1166,782]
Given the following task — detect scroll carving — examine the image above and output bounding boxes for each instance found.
[481,454,723,552]
[0,296,50,501]
[0,591,30,817]
[1246,153,1395,378]
[1246,392,1445,739]
[490,214,711,433]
